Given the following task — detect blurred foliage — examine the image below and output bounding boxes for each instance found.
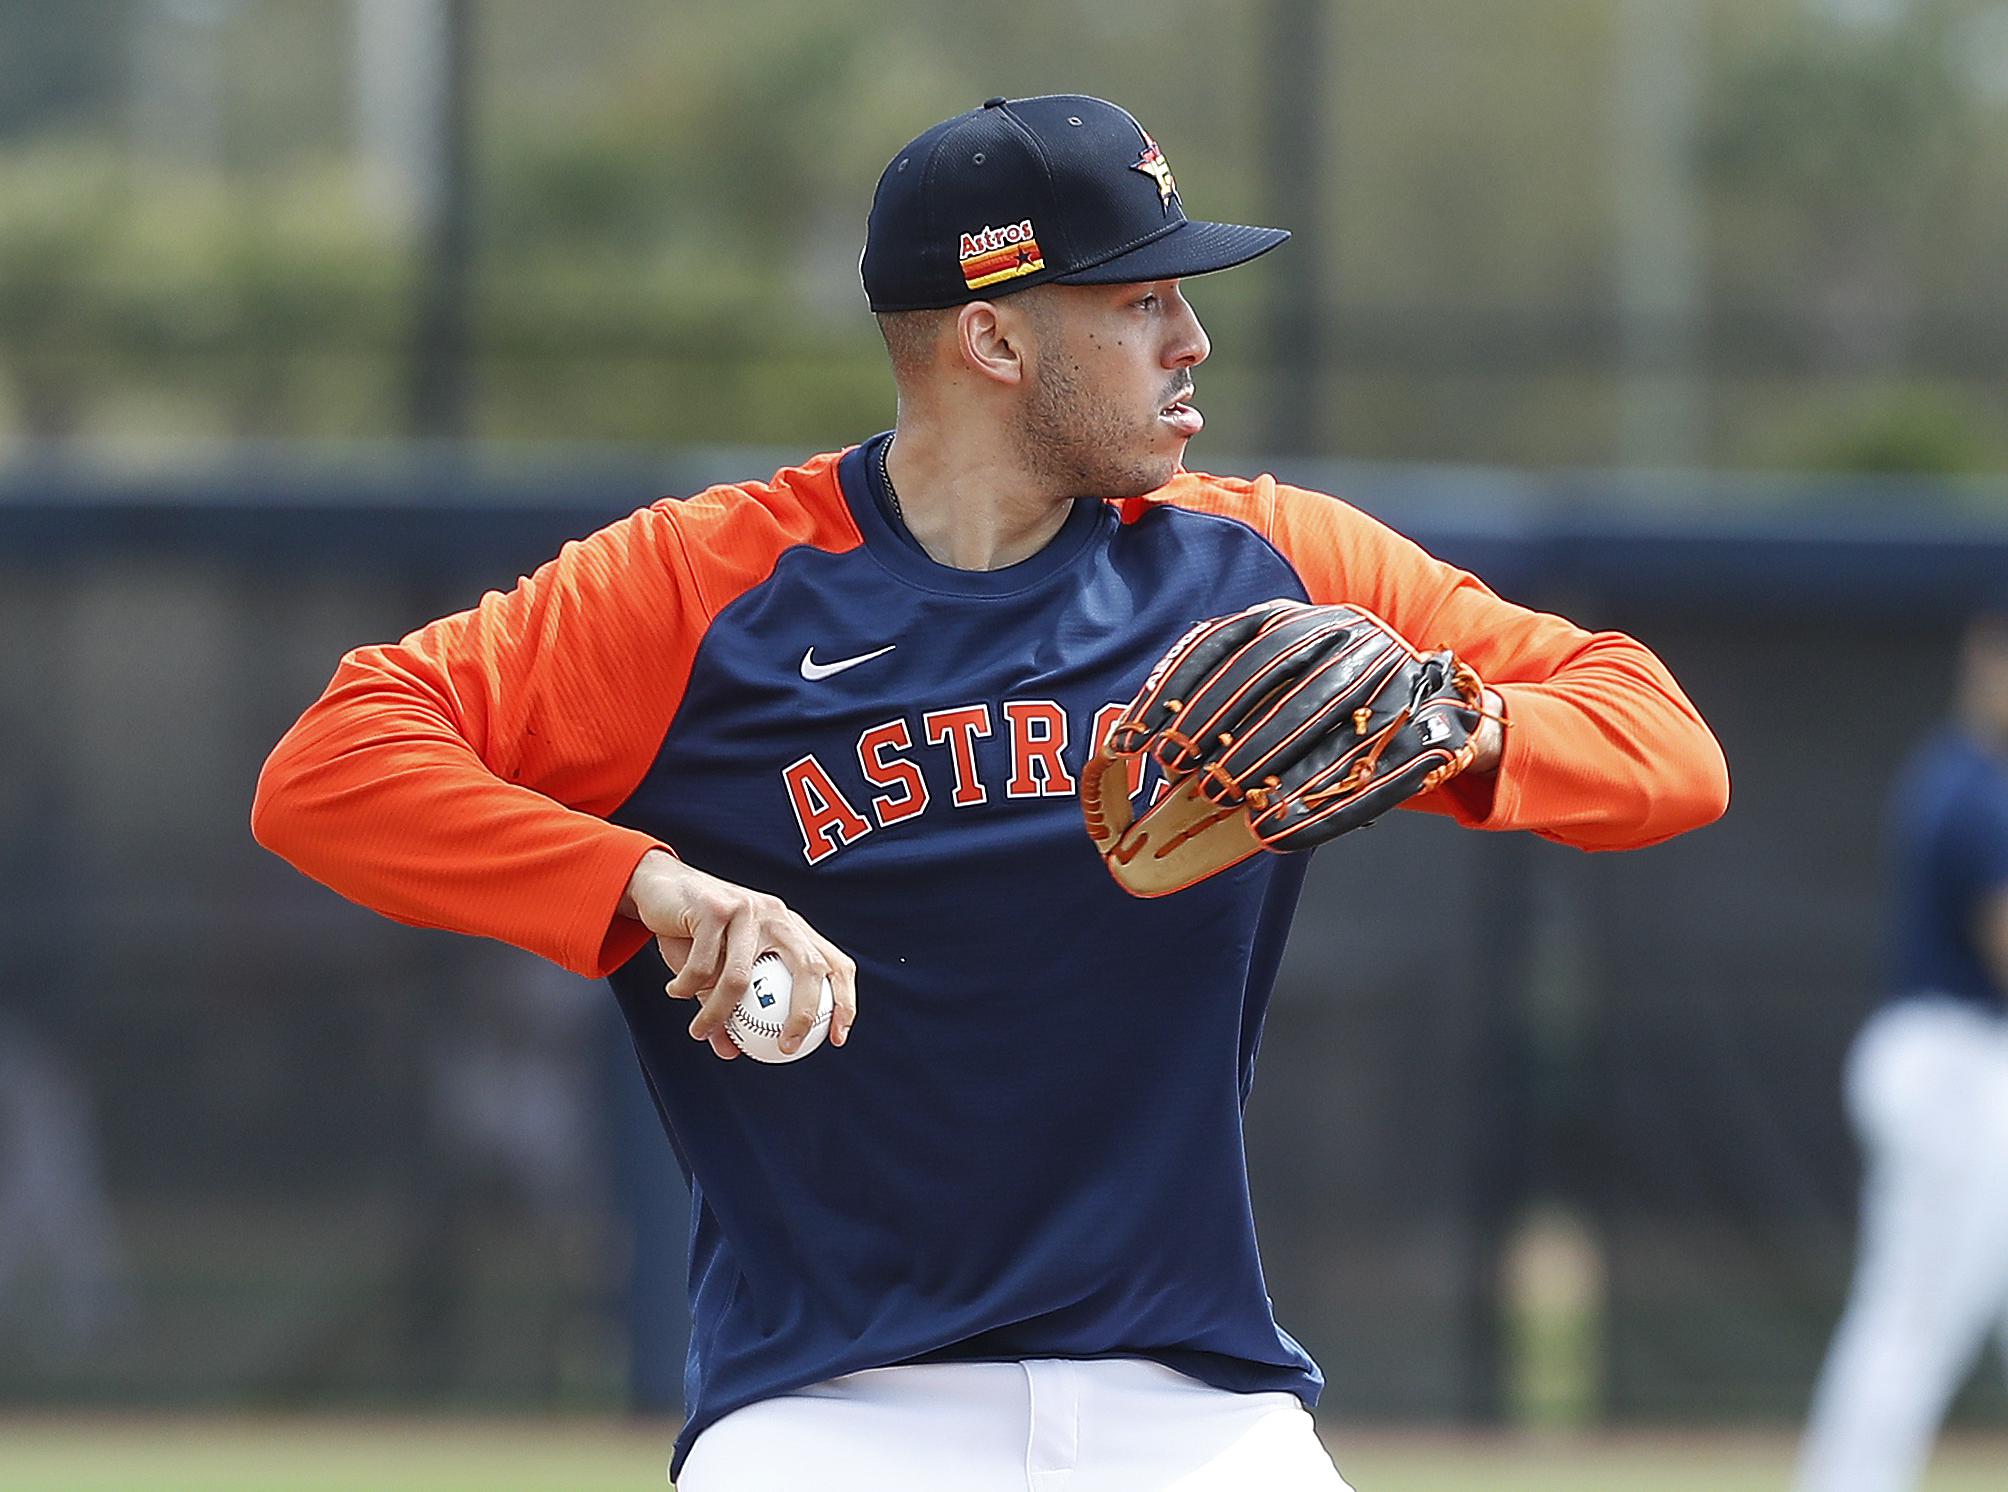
[0,144,411,440]
[1705,9,1971,226]
[1763,384,1999,475]
[1,0,2007,478]
[0,144,127,438]
[1819,392,1994,475]
[1701,0,2008,473]
[0,0,132,134]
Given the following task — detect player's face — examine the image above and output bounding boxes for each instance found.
[1016,279,1211,499]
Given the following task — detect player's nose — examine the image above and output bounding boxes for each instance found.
[1165,287,1210,368]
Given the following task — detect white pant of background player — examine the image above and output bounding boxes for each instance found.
[1794,997,2008,1492]
[675,1356,1353,1491]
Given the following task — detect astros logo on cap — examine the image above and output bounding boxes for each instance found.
[1132,131,1179,211]
[958,219,1045,291]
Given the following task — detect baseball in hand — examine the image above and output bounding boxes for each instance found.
[726,952,835,1063]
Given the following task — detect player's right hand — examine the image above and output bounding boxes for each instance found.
[619,849,857,1059]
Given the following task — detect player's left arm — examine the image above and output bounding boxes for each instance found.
[1959,781,2008,998]
[1266,481,1729,851]
[1979,889,2008,999]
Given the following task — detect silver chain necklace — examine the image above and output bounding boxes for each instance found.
[877,436,904,523]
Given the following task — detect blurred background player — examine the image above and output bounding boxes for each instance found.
[1793,595,2008,1492]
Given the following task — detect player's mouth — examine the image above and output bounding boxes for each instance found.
[1159,386,1202,438]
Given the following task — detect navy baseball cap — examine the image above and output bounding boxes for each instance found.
[861,94,1290,312]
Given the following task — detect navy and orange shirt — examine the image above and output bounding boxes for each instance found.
[254,435,1727,1470]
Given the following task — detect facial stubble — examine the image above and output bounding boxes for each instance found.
[1015,323,1181,502]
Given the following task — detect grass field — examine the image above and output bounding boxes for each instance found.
[3,1417,2004,1492]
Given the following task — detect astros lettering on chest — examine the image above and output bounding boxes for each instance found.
[780,695,1156,865]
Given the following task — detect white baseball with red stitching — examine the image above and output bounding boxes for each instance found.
[726,952,835,1064]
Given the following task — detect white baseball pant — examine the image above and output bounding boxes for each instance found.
[1794,996,2008,1492]
[674,1356,1353,1491]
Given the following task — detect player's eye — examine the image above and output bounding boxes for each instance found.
[1135,292,1159,311]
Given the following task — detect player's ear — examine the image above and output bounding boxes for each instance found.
[955,299,1026,387]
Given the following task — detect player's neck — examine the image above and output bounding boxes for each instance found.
[882,425,1074,572]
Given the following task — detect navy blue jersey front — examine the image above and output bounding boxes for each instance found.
[608,439,1321,1469]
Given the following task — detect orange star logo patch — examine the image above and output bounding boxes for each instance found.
[1132,131,1179,212]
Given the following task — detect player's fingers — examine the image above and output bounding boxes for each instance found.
[690,911,761,1043]
[705,1030,741,1061]
[812,933,858,1047]
[777,956,831,1056]
[762,915,838,1055]
[652,932,696,980]
[663,920,722,1003]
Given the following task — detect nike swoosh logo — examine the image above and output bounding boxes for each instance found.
[800,644,897,681]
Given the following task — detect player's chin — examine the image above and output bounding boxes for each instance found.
[1099,452,1180,500]
[1141,428,1188,481]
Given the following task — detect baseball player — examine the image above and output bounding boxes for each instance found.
[253,95,1728,1489]
[1794,600,2008,1492]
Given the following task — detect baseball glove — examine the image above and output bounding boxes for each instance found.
[1081,599,1493,897]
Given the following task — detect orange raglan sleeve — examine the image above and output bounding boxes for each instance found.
[1263,479,1729,850]
[251,500,709,978]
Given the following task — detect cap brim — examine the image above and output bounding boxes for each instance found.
[1052,218,1290,286]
